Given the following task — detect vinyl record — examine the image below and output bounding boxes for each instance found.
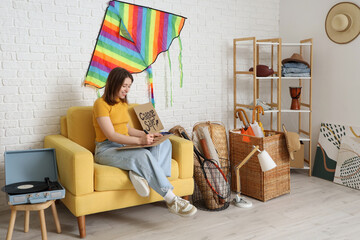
[2,181,49,195]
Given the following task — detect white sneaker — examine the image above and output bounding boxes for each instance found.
[129,171,150,197]
[166,196,197,217]
[234,194,253,208]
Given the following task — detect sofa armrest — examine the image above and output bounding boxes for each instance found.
[169,135,194,179]
[44,135,94,196]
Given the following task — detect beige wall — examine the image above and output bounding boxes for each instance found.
[280,0,360,164]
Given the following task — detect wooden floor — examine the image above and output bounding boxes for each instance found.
[1,170,360,240]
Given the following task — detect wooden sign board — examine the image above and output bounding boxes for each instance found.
[133,103,164,133]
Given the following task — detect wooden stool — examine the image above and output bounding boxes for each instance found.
[6,200,61,240]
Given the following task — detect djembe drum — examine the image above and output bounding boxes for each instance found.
[289,87,302,110]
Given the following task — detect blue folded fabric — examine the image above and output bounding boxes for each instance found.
[282,72,310,77]
[283,62,309,69]
[282,67,311,74]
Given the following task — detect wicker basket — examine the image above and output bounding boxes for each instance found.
[193,121,230,175]
[192,163,231,211]
[191,121,231,210]
[229,129,290,202]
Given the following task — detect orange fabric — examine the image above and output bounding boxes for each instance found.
[93,97,130,142]
[241,126,255,143]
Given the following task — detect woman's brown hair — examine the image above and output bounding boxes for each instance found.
[103,67,134,105]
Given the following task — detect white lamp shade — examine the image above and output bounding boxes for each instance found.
[258,150,277,172]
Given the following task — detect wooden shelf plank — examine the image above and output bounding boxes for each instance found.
[299,134,311,142]
[256,77,279,80]
[281,109,311,113]
[282,77,311,80]
[282,42,312,46]
[263,109,279,113]
[256,42,279,45]
[253,77,311,80]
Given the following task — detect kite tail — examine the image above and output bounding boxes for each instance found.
[178,36,183,88]
[147,66,155,108]
[167,51,173,106]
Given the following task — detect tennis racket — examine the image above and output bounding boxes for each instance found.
[181,132,230,203]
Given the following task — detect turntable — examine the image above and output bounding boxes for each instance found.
[2,148,65,205]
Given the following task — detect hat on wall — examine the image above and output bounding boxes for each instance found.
[281,53,310,68]
[282,124,301,161]
[325,2,360,44]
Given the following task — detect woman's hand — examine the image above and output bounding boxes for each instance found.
[140,133,154,145]
[153,132,163,137]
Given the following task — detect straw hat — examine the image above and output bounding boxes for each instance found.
[281,53,310,68]
[325,2,360,44]
[282,125,301,161]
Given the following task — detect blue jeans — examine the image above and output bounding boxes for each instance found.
[94,139,173,197]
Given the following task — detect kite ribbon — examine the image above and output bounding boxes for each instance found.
[167,51,173,106]
[146,66,155,108]
[178,36,183,88]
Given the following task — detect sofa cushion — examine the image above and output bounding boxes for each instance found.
[67,106,95,153]
[94,159,179,191]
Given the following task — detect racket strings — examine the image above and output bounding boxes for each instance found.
[180,130,231,203]
[202,160,230,200]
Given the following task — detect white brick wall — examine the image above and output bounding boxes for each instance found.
[0,0,279,210]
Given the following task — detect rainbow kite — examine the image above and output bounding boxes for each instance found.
[84,0,186,106]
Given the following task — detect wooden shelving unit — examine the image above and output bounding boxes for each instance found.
[233,37,313,176]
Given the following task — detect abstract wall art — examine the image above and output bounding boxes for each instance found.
[334,136,360,189]
[312,123,360,185]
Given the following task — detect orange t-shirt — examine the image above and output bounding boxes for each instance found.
[93,97,130,142]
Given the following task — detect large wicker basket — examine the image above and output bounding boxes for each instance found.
[169,124,231,210]
[191,122,231,211]
[229,129,290,202]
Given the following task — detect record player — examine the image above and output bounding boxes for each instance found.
[2,148,65,205]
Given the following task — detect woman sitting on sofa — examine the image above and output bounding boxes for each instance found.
[92,67,197,217]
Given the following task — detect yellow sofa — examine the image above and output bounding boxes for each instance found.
[44,105,194,238]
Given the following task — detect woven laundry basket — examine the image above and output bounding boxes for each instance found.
[191,122,231,211]
[229,129,290,202]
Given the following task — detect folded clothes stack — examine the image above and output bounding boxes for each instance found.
[281,62,310,77]
[281,53,311,77]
